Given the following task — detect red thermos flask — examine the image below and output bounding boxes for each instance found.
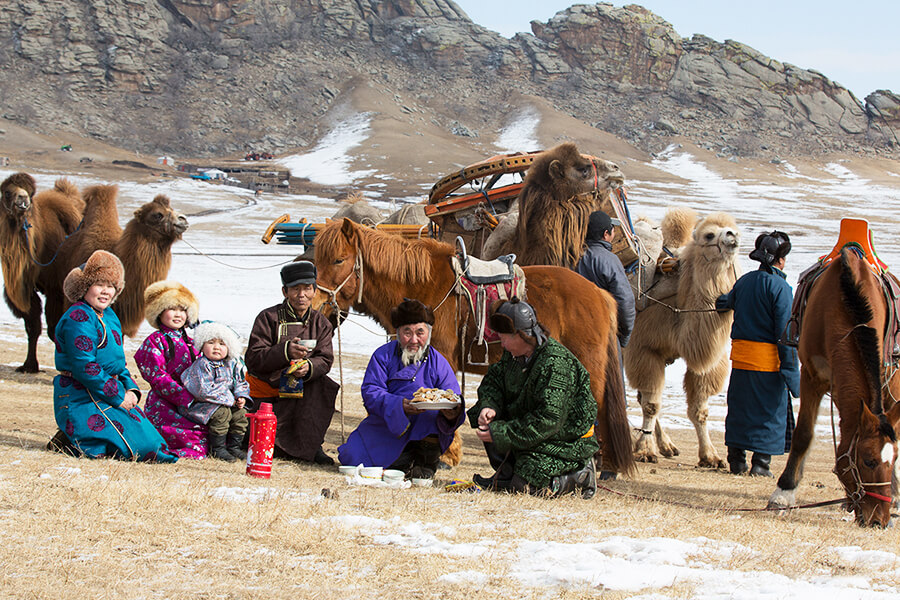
[246,402,277,478]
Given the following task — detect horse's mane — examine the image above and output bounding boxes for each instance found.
[839,249,894,439]
[317,220,453,284]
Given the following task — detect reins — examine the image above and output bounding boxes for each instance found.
[23,214,84,267]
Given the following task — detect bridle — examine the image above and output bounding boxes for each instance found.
[317,250,364,308]
[833,430,894,510]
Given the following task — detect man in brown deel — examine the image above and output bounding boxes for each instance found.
[245,261,340,465]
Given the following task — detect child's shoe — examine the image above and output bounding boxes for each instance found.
[226,433,247,460]
[209,435,237,462]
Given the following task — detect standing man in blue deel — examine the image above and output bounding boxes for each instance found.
[716,231,800,477]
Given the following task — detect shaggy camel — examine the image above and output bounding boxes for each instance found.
[624,208,740,468]
[509,142,624,268]
[0,173,83,372]
[43,184,188,339]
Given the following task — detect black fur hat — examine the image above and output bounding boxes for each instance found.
[390,298,435,329]
[749,231,791,271]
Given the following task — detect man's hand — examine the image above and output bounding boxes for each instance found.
[402,397,425,415]
[286,338,309,361]
[439,405,462,420]
[475,425,493,443]
[235,397,246,409]
[289,360,310,378]
[477,407,496,428]
[120,390,139,411]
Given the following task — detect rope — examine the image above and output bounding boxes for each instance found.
[180,238,295,270]
[595,482,846,513]
[23,215,84,267]
[333,300,346,444]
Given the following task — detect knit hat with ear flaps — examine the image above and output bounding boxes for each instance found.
[489,297,547,345]
[63,250,125,304]
[143,280,200,329]
[390,298,435,329]
[749,231,791,272]
[192,321,243,361]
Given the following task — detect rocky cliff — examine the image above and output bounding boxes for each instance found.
[0,0,896,158]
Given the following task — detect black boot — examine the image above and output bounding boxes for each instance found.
[226,433,247,460]
[47,429,79,456]
[727,446,748,475]
[209,435,236,462]
[549,459,597,499]
[749,453,773,477]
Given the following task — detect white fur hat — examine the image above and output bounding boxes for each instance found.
[192,321,243,361]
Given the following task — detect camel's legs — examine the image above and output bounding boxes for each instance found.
[684,353,728,469]
[635,388,664,462]
[768,367,828,509]
[654,420,679,458]
[7,290,42,373]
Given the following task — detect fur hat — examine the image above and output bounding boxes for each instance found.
[390,298,435,329]
[489,297,547,345]
[281,260,317,287]
[192,321,243,361]
[63,250,125,304]
[749,231,791,272]
[143,280,200,329]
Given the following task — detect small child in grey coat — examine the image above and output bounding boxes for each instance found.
[181,322,252,462]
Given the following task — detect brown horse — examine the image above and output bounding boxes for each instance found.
[767,248,900,527]
[311,218,636,477]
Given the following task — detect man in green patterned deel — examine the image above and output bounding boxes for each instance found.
[467,297,598,498]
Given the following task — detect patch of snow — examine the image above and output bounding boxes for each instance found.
[277,112,377,186]
[495,106,540,154]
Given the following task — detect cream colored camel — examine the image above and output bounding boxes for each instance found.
[624,208,740,468]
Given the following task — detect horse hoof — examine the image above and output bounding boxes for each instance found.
[15,364,39,374]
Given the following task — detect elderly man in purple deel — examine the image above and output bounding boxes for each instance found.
[338,299,464,479]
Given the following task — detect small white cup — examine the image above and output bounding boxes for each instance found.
[382,469,405,482]
[298,339,317,350]
[359,466,383,480]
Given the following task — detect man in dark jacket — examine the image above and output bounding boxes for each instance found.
[467,298,599,498]
[576,211,635,348]
[245,261,340,465]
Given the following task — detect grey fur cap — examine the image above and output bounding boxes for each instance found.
[192,321,243,360]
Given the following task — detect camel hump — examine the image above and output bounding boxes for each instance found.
[52,178,79,199]
[81,184,121,224]
[151,194,171,206]
[661,207,697,249]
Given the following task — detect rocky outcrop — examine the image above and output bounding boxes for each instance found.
[0,0,895,158]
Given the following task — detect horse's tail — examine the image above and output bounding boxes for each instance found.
[602,324,636,477]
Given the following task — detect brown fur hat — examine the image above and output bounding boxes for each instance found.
[63,250,125,303]
[390,298,435,329]
[143,280,200,329]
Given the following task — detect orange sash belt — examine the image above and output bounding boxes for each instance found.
[246,373,278,398]
[581,424,595,439]
[730,339,780,372]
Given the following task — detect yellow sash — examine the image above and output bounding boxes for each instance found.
[731,339,780,372]
[581,424,595,439]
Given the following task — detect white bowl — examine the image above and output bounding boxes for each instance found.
[338,465,357,476]
[382,469,405,482]
[359,466,383,479]
[298,339,317,349]
[411,478,432,488]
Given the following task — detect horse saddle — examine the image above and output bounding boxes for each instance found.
[451,253,526,365]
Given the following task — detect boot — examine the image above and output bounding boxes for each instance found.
[313,447,335,466]
[226,433,247,460]
[47,429,79,456]
[549,459,597,499]
[727,446,748,475]
[473,472,506,490]
[209,435,236,462]
[577,459,598,499]
[749,453,773,477]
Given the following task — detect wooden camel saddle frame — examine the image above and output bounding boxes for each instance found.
[785,218,900,368]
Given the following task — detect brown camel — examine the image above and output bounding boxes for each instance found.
[513,142,624,268]
[0,172,83,372]
[43,184,188,339]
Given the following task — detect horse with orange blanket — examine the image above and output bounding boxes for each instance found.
[768,235,900,527]
[311,218,636,478]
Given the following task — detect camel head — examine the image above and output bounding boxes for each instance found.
[1,172,36,217]
[530,142,625,201]
[131,194,189,243]
[690,212,740,263]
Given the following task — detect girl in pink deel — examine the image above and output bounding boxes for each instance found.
[134,280,207,458]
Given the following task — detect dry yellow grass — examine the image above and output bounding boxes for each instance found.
[1,321,898,599]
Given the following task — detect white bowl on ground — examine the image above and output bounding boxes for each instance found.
[411,478,432,488]
[382,469,405,482]
[338,465,357,476]
[359,466,383,479]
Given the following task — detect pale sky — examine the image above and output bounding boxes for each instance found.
[453,0,900,100]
